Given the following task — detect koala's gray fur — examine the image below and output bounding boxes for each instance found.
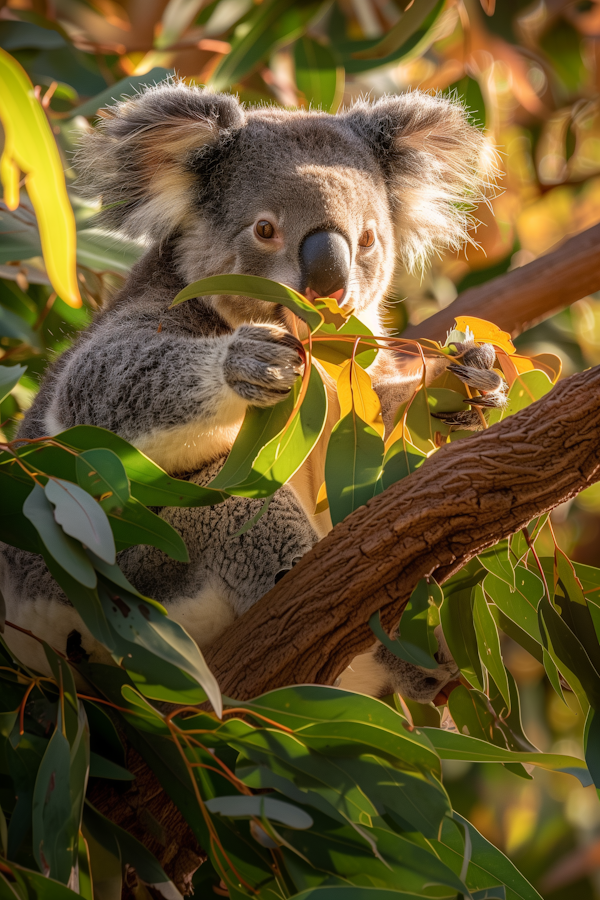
[1,81,496,701]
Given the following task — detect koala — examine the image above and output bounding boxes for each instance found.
[0,81,497,702]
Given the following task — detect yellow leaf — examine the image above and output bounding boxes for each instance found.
[454,316,515,355]
[0,49,81,308]
[315,358,344,382]
[336,359,384,438]
[314,481,329,515]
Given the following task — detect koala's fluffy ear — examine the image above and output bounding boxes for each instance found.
[75,81,245,239]
[344,92,498,273]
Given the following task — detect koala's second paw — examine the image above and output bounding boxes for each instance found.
[224,324,304,406]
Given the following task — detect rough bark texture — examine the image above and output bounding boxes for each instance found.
[205,364,600,699]
[401,222,600,342]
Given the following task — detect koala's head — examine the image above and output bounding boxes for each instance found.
[76,81,495,328]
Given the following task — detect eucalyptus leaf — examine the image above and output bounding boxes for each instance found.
[45,478,116,565]
[206,795,313,828]
[0,363,26,403]
[171,273,323,332]
[23,484,97,589]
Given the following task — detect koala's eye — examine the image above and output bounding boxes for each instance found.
[358,229,375,248]
[256,220,275,240]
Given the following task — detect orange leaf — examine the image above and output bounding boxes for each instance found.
[454,316,516,355]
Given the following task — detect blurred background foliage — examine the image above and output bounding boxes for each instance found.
[2,0,600,894]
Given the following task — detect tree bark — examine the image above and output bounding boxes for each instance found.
[401,222,600,342]
[205,364,600,699]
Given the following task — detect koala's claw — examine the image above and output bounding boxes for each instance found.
[451,341,496,370]
[447,363,504,393]
[225,324,304,406]
[432,409,482,429]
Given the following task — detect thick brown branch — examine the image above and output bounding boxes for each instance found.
[401,222,600,342]
[206,365,600,699]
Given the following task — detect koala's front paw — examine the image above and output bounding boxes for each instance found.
[224,324,304,406]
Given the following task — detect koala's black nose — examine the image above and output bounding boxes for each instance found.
[299,230,351,303]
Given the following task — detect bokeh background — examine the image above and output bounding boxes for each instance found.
[1,0,600,894]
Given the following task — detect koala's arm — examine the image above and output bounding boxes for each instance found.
[369,348,447,434]
[26,294,302,471]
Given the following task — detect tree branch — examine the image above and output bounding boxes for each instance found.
[401,222,600,342]
[206,364,600,699]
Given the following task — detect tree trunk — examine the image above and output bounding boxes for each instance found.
[401,222,600,342]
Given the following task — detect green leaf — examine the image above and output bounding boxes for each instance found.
[435,814,543,900]
[449,685,502,743]
[351,0,441,59]
[83,801,173,888]
[369,608,436,669]
[0,363,26,402]
[311,314,377,369]
[23,484,97,588]
[488,371,553,426]
[510,517,547,564]
[554,548,600,675]
[423,728,591,785]
[381,434,426,490]
[478,540,515,589]
[404,383,435,453]
[233,686,441,776]
[45,477,115,565]
[325,411,384,526]
[171,274,323,332]
[398,579,440,668]
[441,583,484,691]
[221,364,327,498]
[484,567,543,645]
[0,861,83,900]
[205,795,313,828]
[294,37,342,112]
[32,716,76,882]
[288,890,439,900]
[488,670,539,754]
[473,584,510,711]
[489,605,543,663]
[89,752,134,781]
[538,595,600,708]
[77,450,188,558]
[54,426,223,507]
[210,0,320,91]
[97,580,222,717]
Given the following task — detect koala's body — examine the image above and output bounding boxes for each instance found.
[1,82,495,701]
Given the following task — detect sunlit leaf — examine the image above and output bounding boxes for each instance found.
[454,317,516,355]
[423,729,591,785]
[478,540,515,588]
[484,566,543,644]
[0,49,80,307]
[171,273,323,332]
[336,359,384,438]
